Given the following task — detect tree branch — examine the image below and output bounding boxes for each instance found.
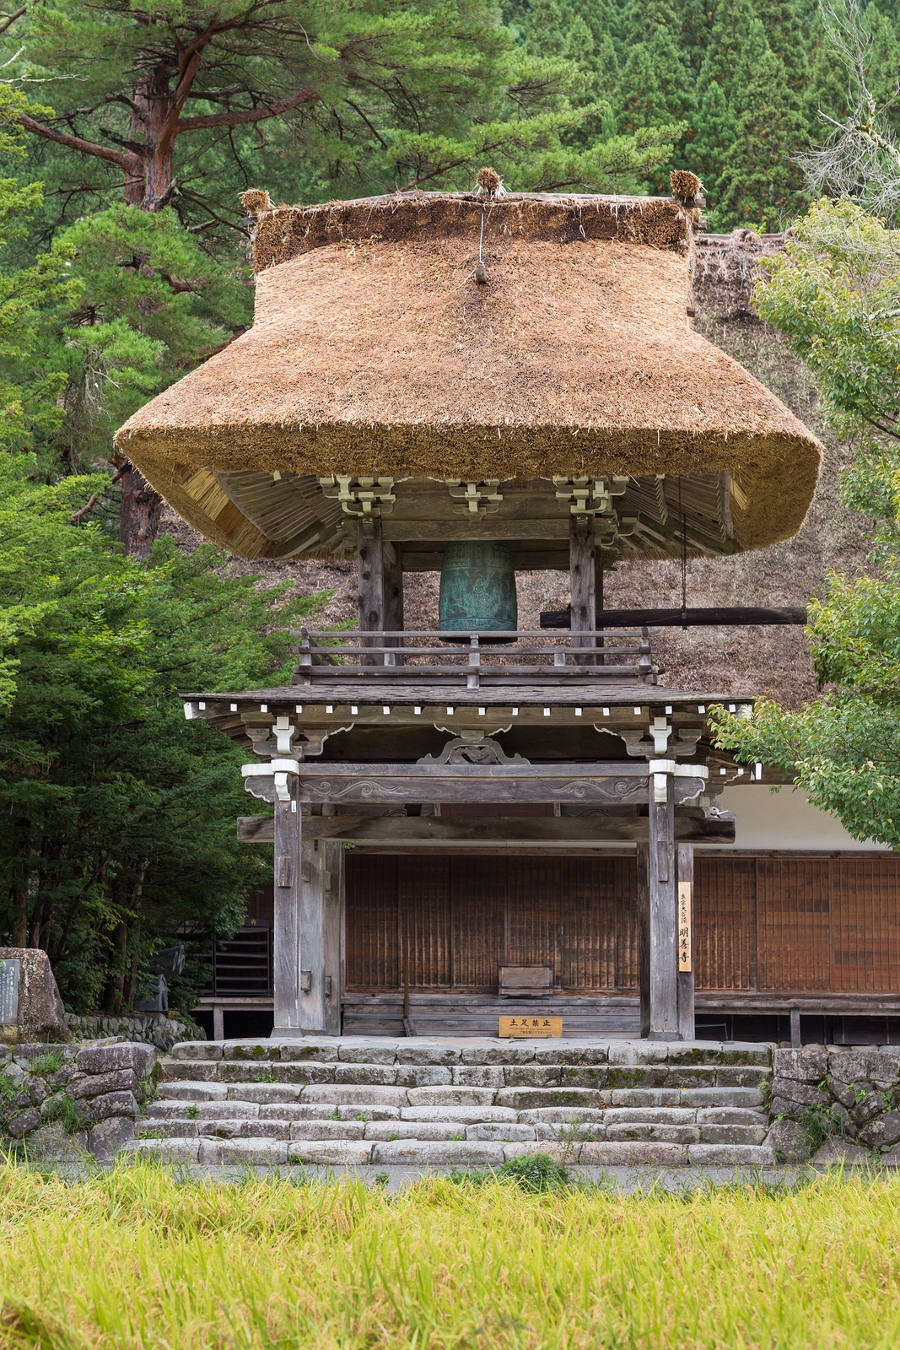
[177,86,315,133]
[0,6,25,37]
[18,113,140,173]
[70,465,128,526]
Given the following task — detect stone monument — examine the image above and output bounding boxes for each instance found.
[0,949,71,1044]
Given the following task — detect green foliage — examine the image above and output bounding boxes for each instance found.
[0,454,329,1009]
[450,1151,585,1193]
[40,1093,92,1136]
[713,197,900,848]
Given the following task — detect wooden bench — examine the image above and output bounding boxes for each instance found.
[498,965,553,998]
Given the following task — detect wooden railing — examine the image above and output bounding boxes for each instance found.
[293,629,656,688]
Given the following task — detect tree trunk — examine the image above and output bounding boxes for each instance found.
[118,462,163,561]
[104,919,129,1014]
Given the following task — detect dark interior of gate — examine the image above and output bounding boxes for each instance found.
[341,852,900,1041]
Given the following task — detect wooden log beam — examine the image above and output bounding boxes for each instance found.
[383,542,404,664]
[237,812,734,846]
[569,515,596,662]
[541,604,808,629]
[357,517,385,665]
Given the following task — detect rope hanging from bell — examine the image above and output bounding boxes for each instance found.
[472,167,506,284]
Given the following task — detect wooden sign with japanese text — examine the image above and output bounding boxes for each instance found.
[678,881,692,972]
[499,1015,563,1039]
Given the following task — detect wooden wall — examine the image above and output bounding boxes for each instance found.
[345,853,900,996]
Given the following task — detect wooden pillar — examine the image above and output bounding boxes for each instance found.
[273,782,302,1032]
[569,515,596,662]
[297,837,343,1034]
[357,517,385,665]
[383,541,404,665]
[638,767,680,1039]
[676,842,695,1041]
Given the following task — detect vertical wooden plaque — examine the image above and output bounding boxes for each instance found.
[677,880,692,973]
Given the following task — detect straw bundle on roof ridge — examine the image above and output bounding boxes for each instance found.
[241,186,693,273]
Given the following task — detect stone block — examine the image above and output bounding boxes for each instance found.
[558,1066,610,1089]
[859,1109,900,1149]
[607,1042,667,1065]
[289,1120,366,1141]
[812,1138,872,1167]
[91,1090,139,1122]
[163,1081,228,1102]
[465,1123,536,1142]
[661,1067,718,1088]
[400,1105,517,1123]
[198,1137,289,1166]
[75,1043,156,1079]
[277,1041,340,1062]
[301,1084,407,1107]
[6,1107,40,1138]
[406,1086,496,1107]
[365,1122,462,1142]
[334,1063,397,1086]
[89,1115,135,1160]
[254,1103,322,1121]
[460,1045,535,1065]
[0,949,70,1045]
[171,1041,222,1061]
[829,1049,892,1086]
[501,1065,563,1088]
[696,1107,766,1125]
[851,1091,888,1127]
[608,1089,681,1108]
[679,1087,764,1108]
[0,1047,9,1066]
[451,1066,504,1088]
[71,1069,140,1100]
[532,1122,603,1142]
[26,1076,48,1108]
[699,1125,767,1145]
[767,1117,811,1163]
[22,1122,89,1162]
[127,1137,200,1162]
[285,1141,373,1167]
[687,1144,774,1166]
[394,1066,452,1088]
[768,1077,825,1107]
[371,1140,503,1167]
[335,1103,400,1121]
[605,1123,700,1144]
[704,1044,772,1066]
[603,1107,695,1125]
[772,1047,828,1082]
[137,1121,198,1140]
[163,1060,219,1082]
[716,1067,771,1088]
[500,1142,575,1162]
[578,1141,689,1166]
[532,1045,609,1065]
[517,1107,607,1125]
[227,1083,302,1104]
[396,1045,461,1066]
[203,1118,292,1141]
[337,1043,397,1064]
[495,1087,602,1110]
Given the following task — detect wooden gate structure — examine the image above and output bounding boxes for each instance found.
[115,173,835,1041]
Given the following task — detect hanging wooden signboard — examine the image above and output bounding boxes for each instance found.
[678,881,692,973]
[499,1015,563,1039]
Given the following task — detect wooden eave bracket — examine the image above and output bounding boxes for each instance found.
[445,479,504,515]
[319,475,396,522]
[242,757,301,804]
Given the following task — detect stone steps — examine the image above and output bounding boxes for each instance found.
[133,1038,775,1170]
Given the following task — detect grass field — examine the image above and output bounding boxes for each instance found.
[1,1161,898,1348]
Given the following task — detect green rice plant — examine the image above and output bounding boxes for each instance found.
[0,1162,898,1347]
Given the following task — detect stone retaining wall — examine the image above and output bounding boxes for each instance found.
[0,1040,158,1161]
[767,1046,900,1164]
[66,1012,204,1052]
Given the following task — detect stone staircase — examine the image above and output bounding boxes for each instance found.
[130,1038,775,1172]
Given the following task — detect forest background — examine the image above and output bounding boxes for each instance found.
[1,0,898,1013]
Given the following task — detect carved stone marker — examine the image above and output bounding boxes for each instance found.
[0,948,70,1044]
[0,958,20,1038]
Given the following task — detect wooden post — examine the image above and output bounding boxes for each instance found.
[569,515,595,663]
[296,837,343,1034]
[640,767,679,1039]
[383,541,404,666]
[357,517,385,665]
[273,783,302,1032]
[676,842,695,1041]
[637,843,650,1037]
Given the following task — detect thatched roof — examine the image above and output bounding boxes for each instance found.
[115,183,822,562]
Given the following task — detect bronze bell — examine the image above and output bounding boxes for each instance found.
[438,540,518,637]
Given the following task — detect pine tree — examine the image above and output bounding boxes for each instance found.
[691,81,737,203]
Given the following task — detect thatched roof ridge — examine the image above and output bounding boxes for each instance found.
[244,187,694,272]
[115,185,821,561]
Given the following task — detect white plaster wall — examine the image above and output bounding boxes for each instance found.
[699,784,893,852]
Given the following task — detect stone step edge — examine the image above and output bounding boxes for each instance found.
[125,1137,777,1167]
[167,1040,773,1067]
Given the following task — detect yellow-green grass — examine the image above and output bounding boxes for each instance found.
[1,1162,899,1348]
